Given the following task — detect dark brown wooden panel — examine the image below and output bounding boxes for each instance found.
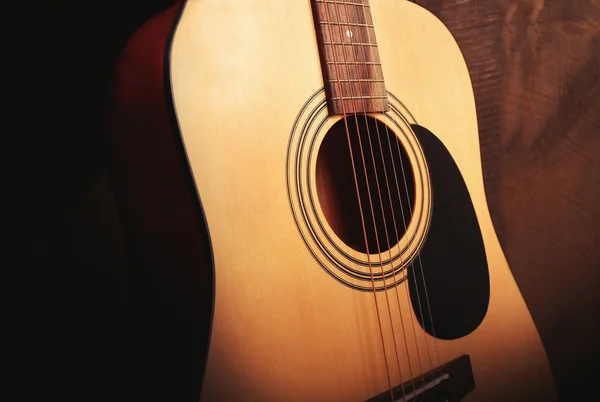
[416,1,600,399]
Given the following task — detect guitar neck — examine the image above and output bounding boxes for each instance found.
[312,0,389,115]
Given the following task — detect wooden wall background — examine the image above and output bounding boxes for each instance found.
[418,1,600,398]
[3,0,598,400]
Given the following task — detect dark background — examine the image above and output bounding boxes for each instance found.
[2,0,599,401]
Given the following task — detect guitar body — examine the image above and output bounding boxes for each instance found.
[111,1,557,401]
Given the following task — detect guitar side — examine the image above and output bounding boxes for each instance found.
[108,3,213,401]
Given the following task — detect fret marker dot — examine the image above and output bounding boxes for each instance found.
[346,30,353,38]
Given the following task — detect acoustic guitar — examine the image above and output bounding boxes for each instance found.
[111,0,558,401]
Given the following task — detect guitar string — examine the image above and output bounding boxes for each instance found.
[337,1,408,400]
[319,0,394,396]
[339,0,428,398]
[321,0,442,398]
[389,0,443,380]
[404,0,444,389]
[392,3,443,397]
[392,0,443,389]
[370,2,438,397]
[350,0,422,398]
[360,0,441,396]
[327,1,404,398]
[355,0,427,396]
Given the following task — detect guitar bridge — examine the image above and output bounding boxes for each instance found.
[366,355,475,402]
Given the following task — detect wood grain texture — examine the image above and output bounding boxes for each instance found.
[416,0,600,399]
[313,0,389,114]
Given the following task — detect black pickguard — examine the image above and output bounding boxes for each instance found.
[408,124,490,340]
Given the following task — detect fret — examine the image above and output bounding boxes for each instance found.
[330,82,387,96]
[324,46,381,67]
[320,22,374,28]
[326,65,381,81]
[315,0,370,7]
[331,95,388,100]
[326,61,381,65]
[316,1,373,26]
[321,26,376,46]
[329,79,385,83]
[312,0,388,114]
[323,41,378,47]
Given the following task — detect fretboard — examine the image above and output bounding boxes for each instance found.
[312,0,389,115]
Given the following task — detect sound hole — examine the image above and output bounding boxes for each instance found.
[316,115,415,254]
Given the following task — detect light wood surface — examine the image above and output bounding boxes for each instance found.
[169,1,557,400]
